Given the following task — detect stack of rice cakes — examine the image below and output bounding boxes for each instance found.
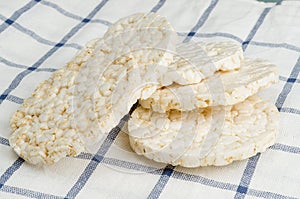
[128,42,279,167]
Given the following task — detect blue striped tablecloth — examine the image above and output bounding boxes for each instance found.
[0,0,300,198]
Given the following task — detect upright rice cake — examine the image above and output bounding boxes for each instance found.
[129,96,279,167]
[9,40,98,165]
[9,13,177,165]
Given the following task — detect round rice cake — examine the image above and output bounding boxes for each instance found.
[129,95,279,167]
[140,59,278,112]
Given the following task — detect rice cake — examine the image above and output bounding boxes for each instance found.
[129,95,279,167]
[9,13,177,165]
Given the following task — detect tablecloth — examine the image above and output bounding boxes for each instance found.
[1,0,300,198]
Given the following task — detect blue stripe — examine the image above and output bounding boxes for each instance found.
[40,0,112,26]
[0,137,9,146]
[0,158,24,189]
[151,0,166,13]
[251,41,300,53]
[234,154,261,198]
[247,188,298,199]
[0,56,57,72]
[242,7,272,51]
[172,170,238,191]
[183,0,219,42]
[102,157,163,175]
[178,32,244,43]
[270,143,300,154]
[178,32,243,43]
[1,185,64,199]
[198,32,243,43]
[280,107,300,115]
[36,68,57,72]
[75,152,94,160]
[276,56,300,111]
[76,153,163,175]
[147,165,175,199]
[0,0,40,33]
[0,56,57,73]
[0,14,82,50]
[279,76,287,81]
[6,95,24,104]
[177,171,297,199]
[0,0,109,106]
[179,31,300,53]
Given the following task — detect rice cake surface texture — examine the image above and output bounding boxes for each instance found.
[129,95,279,167]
